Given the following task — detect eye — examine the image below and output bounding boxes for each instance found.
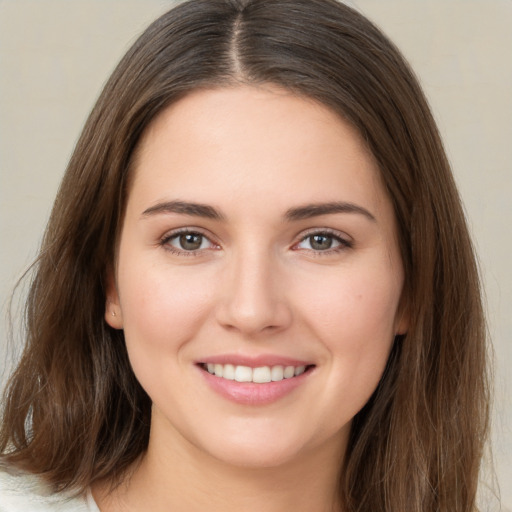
[295,231,351,252]
[162,230,217,253]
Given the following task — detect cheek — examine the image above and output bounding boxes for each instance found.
[117,260,216,359]
[301,265,402,337]
[299,268,401,424]
[297,261,402,382]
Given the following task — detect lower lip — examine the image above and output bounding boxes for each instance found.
[198,366,312,405]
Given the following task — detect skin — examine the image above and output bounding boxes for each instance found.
[99,85,407,512]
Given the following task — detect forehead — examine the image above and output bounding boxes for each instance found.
[128,85,390,218]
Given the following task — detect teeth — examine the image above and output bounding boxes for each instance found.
[234,365,252,382]
[294,365,306,376]
[223,364,235,380]
[214,364,223,378]
[283,366,295,379]
[271,365,284,381]
[253,366,271,383]
[204,363,309,383]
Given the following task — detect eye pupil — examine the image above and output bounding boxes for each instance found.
[179,233,203,250]
[310,234,332,250]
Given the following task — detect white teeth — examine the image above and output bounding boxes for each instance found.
[204,363,309,383]
[271,365,284,381]
[214,363,224,378]
[223,364,235,380]
[234,365,253,382]
[294,365,306,376]
[283,366,295,379]
[253,366,272,383]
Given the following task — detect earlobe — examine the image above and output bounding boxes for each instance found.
[395,319,408,336]
[395,302,409,336]
[105,301,124,329]
[105,271,124,329]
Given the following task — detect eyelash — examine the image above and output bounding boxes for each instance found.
[159,228,218,257]
[293,228,353,255]
[159,228,352,256]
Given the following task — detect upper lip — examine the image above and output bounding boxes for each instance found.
[198,354,314,368]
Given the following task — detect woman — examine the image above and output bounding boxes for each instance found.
[0,0,490,511]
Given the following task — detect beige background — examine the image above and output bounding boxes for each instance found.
[0,0,510,507]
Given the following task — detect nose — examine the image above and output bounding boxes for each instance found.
[215,249,292,337]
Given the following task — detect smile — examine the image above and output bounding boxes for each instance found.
[198,357,315,405]
[202,363,309,383]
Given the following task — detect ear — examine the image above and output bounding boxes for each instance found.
[394,297,409,336]
[105,269,124,329]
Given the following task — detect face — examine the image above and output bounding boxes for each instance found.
[106,85,407,470]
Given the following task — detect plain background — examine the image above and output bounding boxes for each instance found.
[0,0,510,507]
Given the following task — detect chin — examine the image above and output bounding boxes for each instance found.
[207,439,306,470]
[191,420,343,471]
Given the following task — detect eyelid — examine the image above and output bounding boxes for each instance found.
[159,227,220,255]
[158,226,352,256]
[292,227,353,252]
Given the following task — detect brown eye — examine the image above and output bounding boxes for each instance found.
[179,233,203,250]
[309,234,334,250]
[166,232,211,252]
[296,232,350,253]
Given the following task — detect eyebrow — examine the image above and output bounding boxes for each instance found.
[142,200,225,220]
[141,199,376,223]
[285,201,376,222]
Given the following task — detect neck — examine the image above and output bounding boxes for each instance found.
[94,415,346,512]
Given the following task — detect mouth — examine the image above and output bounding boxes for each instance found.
[199,362,315,383]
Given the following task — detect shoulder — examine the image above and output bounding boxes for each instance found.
[0,465,98,512]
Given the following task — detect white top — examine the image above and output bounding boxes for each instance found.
[0,466,100,512]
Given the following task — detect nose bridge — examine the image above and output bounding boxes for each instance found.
[217,243,291,335]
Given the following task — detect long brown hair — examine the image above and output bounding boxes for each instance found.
[0,0,489,510]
